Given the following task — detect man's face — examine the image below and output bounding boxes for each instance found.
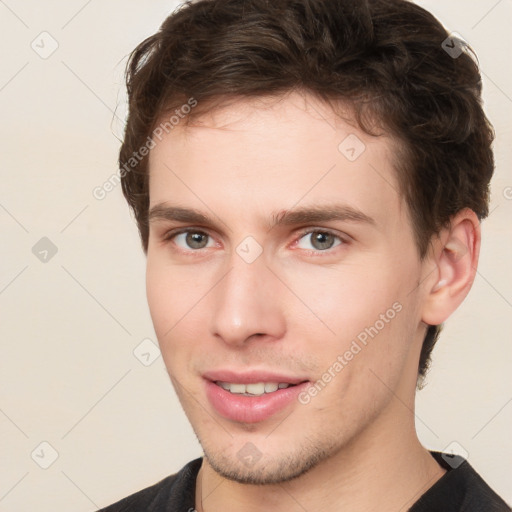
[146,92,430,484]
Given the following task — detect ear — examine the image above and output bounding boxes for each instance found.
[421,208,481,326]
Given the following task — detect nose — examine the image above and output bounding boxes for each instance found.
[209,251,286,347]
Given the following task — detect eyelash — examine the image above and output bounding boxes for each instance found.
[162,227,347,256]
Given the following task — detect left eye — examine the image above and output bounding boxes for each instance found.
[296,231,342,251]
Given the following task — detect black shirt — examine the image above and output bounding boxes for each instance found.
[99,452,510,511]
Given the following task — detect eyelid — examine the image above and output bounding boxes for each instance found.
[295,226,348,240]
[162,226,207,240]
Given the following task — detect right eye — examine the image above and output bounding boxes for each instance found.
[165,229,215,251]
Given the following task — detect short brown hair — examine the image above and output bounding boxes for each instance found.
[119,0,495,380]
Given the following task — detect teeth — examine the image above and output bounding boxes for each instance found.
[229,383,246,394]
[264,382,279,393]
[246,383,265,395]
[216,381,293,396]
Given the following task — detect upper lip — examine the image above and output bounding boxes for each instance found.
[203,369,308,385]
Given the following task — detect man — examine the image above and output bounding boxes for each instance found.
[100,0,510,509]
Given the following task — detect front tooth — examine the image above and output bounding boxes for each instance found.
[264,382,279,393]
[229,383,246,394]
[245,383,266,395]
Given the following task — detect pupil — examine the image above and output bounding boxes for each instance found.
[312,232,333,250]
[187,232,207,248]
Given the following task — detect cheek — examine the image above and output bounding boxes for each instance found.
[146,256,192,344]
[145,255,216,379]
[281,260,418,391]
[280,261,402,338]
[146,259,169,335]
[146,271,187,383]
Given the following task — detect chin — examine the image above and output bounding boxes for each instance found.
[199,435,338,485]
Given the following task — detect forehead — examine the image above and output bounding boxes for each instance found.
[147,91,405,229]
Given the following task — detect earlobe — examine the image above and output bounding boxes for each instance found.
[421,209,480,326]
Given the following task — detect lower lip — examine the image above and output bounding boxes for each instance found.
[204,380,309,424]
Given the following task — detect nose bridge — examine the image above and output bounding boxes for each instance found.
[209,247,284,345]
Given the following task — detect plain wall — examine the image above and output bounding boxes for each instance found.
[0,1,510,510]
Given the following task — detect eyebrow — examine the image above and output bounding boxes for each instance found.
[268,204,375,229]
[148,203,375,231]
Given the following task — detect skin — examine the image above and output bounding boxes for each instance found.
[145,91,480,511]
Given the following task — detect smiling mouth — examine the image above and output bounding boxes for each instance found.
[205,377,311,423]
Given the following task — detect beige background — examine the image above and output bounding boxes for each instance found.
[0,1,511,510]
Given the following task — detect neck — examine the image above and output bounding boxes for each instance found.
[195,401,445,512]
